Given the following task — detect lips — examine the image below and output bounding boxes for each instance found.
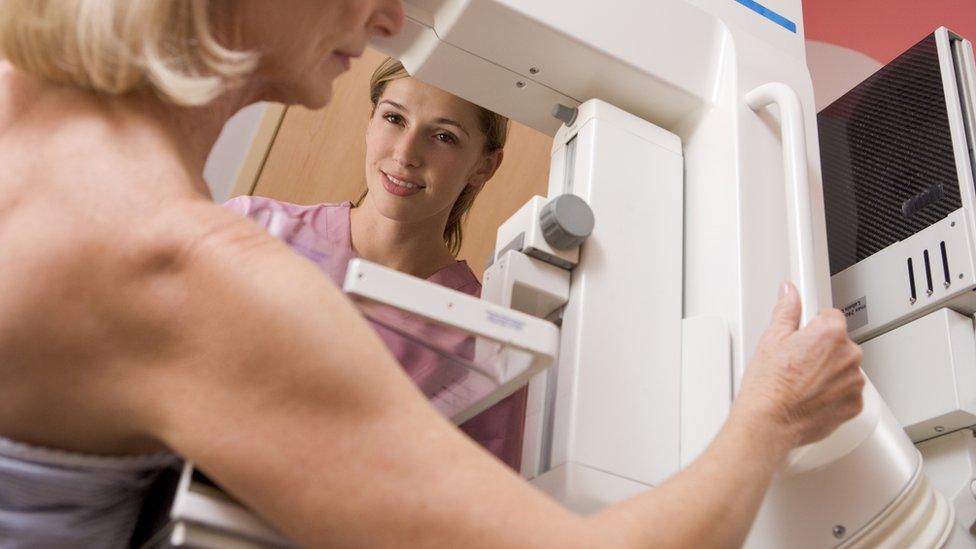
[381,171,425,197]
[334,48,363,71]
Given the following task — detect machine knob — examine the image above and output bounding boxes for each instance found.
[539,194,594,250]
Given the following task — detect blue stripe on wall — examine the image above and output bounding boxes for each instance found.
[734,0,797,33]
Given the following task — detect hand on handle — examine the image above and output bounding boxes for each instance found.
[736,282,865,448]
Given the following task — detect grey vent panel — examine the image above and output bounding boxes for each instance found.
[819,34,961,275]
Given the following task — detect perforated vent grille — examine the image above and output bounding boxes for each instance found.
[819,34,961,275]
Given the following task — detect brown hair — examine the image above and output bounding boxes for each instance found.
[357,57,509,256]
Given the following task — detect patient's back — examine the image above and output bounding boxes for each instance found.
[0,65,367,458]
[0,64,381,545]
[0,67,204,454]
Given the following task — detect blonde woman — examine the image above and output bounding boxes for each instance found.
[225,58,527,470]
[0,1,865,547]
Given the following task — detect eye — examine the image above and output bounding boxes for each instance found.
[434,131,458,145]
[382,112,404,125]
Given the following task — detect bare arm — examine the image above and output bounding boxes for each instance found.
[145,209,862,548]
[0,189,861,547]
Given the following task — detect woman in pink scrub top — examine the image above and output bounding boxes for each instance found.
[225,57,527,469]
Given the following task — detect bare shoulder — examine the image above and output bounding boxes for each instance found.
[0,141,384,455]
[0,85,411,465]
[0,125,296,454]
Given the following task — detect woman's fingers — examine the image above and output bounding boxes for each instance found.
[739,291,866,448]
[763,281,803,342]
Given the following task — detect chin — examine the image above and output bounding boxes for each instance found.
[372,193,422,222]
[300,85,334,110]
[261,81,334,110]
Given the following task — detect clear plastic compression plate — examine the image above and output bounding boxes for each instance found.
[342,258,558,424]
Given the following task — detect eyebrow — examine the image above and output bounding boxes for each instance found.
[378,99,470,138]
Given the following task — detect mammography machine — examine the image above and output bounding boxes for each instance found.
[143,1,976,547]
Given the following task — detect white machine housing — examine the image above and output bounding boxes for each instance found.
[862,308,976,444]
[374,0,958,547]
[149,1,971,547]
[819,28,976,539]
[379,0,951,547]
[514,100,684,505]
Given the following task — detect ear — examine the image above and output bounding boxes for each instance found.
[467,149,504,189]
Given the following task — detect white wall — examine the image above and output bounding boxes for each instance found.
[203,102,268,202]
[805,40,882,111]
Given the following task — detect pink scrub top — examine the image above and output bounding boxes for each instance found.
[224,197,528,470]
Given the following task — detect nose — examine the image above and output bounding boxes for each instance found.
[392,128,423,169]
[369,0,406,39]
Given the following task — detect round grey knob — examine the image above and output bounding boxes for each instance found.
[539,194,594,250]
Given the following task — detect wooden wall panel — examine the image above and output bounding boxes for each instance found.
[457,126,551,277]
[250,47,552,279]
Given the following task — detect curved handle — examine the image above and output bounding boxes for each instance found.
[746,84,882,477]
[746,83,818,325]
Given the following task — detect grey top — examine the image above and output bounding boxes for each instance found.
[0,436,179,548]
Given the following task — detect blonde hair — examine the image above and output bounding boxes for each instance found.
[358,57,509,257]
[0,0,257,106]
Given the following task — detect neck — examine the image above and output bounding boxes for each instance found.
[129,0,260,186]
[125,84,262,193]
[349,196,457,279]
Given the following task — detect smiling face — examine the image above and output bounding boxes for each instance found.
[363,77,502,229]
[231,0,404,108]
